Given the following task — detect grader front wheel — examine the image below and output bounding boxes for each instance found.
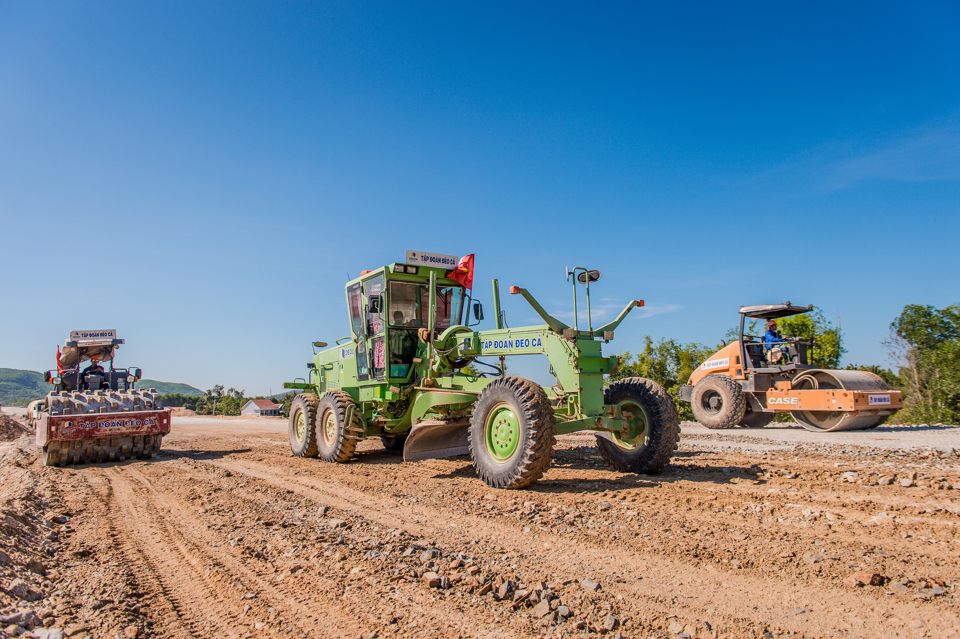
[469,377,556,489]
[596,377,680,474]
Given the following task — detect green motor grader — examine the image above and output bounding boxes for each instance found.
[284,254,679,489]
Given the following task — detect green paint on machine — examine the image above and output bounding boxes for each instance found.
[284,257,681,489]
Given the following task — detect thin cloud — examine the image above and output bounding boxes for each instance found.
[824,127,960,188]
[551,300,680,325]
[736,120,960,195]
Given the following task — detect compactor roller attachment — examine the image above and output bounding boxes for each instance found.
[790,370,892,432]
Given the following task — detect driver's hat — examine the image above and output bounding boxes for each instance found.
[766,319,777,327]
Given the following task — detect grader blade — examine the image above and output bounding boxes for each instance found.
[402,419,471,462]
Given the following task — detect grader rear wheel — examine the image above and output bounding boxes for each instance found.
[288,394,320,458]
[315,391,362,463]
[596,377,680,474]
[469,376,556,489]
[381,435,406,452]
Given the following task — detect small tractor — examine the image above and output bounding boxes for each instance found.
[284,253,680,489]
[27,330,171,466]
[678,304,903,431]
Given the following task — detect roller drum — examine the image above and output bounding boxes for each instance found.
[790,370,891,432]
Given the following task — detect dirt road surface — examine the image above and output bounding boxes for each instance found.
[0,414,958,639]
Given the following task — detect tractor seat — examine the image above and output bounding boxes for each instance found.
[744,342,765,369]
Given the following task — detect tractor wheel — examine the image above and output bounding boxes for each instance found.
[381,435,406,452]
[316,391,362,463]
[469,376,556,489]
[739,408,775,428]
[596,377,680,474]
[288,394,320,458]
[691,375,746,429]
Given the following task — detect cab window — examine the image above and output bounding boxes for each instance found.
[388,282,464,329]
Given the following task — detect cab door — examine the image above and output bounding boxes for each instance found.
[361,273,387,383]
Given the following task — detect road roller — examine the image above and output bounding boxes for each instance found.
[678,303,902,432]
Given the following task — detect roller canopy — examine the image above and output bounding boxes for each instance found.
[739,303,813,320]
[58,331,124,368]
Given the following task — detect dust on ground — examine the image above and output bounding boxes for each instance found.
[0,417,957,639]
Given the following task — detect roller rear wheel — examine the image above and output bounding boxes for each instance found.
[691,375,745,429]
[739,408,775,428]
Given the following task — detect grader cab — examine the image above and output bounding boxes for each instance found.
[285,253,681,489]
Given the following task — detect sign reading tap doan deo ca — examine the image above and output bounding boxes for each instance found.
[70,330,117,341]
[405,251,458,268]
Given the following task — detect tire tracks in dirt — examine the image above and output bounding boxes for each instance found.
[175,450,955,639]
[84,462,370,638]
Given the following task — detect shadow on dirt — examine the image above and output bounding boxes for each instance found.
[159,449,253,461]
[419,446,757,492]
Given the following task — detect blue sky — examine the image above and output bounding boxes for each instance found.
[1,2,958,393]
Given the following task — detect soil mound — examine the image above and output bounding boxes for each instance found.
[0,414,31,441]
[171,408,197,416]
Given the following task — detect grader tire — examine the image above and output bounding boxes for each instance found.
[288,394,320,458]
[316,391,362,463]
[469,376,556,490]
[596,377,680,474]
[381,435,406,452]
[739,408,775,428]
[691,374,746,429]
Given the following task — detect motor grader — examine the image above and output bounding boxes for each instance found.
[27,330,171,466]
[678,304,903,431]
[284,252,680,489]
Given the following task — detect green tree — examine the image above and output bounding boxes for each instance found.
[775,307,845,369]
[887,304,960,424]
[611,337,714,420]
[277,391,298,418]
[159,392,200,410]
[843,364,901,389]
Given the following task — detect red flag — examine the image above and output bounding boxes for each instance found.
[56,346,63,375]
[446,254,474,290]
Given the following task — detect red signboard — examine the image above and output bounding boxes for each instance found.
[36,410,171,447]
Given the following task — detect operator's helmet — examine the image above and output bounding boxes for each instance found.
[766,319,777,329]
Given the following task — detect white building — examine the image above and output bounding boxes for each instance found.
[241,399,281,417]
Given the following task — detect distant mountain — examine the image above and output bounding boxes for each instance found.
[136,380,204,396]
[0,368,203,405]
[0,369,53,406]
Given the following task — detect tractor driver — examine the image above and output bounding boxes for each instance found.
[81,358,107,390]
[764,319,793,364]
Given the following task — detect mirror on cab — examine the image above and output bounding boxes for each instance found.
[473,301,484,321]
[128,367,142,380]
[368,295,382,313]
